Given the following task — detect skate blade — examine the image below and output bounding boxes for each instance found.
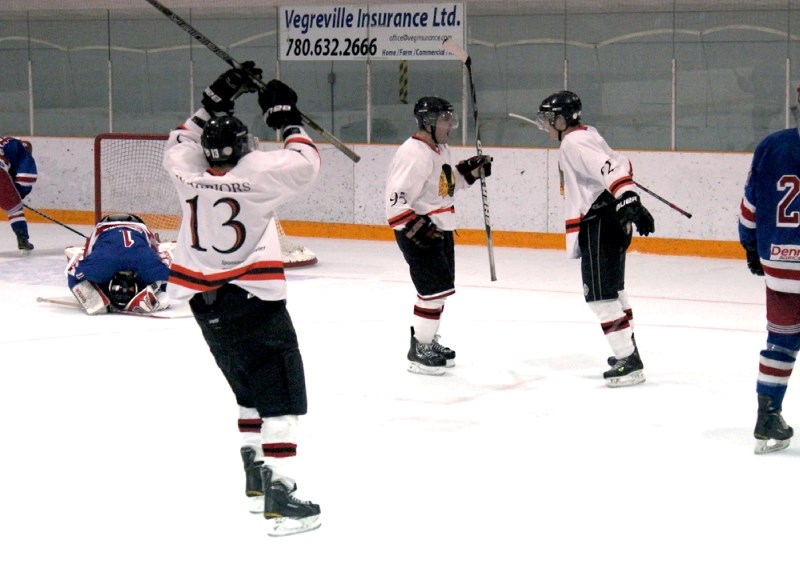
[247,495,264,514]
[604,370,645,388]
[407,362,446,376]
[445,359,455,368]
[754,437,791,454]
[266,514,322,537]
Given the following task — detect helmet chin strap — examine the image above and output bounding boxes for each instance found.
[429,123,440,144]
[553,116,567,141]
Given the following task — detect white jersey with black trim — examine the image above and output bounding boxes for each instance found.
[559,125,636,258]
[163,110,320,302]
[385,134,469,232]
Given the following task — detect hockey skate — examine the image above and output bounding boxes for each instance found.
[407,327,447,375]
[240,446,264,514]
[16,234,34,254]
[754,394,793,454]
[432,334,456,367]
[261,466,321,537]
[603,349,645,387]
[608,335,637,366]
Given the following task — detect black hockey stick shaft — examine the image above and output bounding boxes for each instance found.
[143,0,361,163]
[23,204,88,238]
[633,182,692,219]
[443,38,497,281]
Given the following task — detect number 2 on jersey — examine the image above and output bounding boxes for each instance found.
[777,175,800,227]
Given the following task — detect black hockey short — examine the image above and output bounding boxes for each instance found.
[579,194,632,303]
[394,229,455,297]
[189,284,307,418]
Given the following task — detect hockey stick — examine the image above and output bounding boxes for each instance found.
[142,0,361,163]
[37,296,83,308]
[36,296,192,319]
[23,204,88,238]
[633,182,692,219]
[508,112,538,127]
[443,38,497,281]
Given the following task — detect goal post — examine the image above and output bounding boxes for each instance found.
[93,133,317,267]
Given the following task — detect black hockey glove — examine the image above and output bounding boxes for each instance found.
[615,190,655,236]
[456,155,493,185]
[202,61,262,115]
[404,214,444,248]
[258,79,302,130]
[745,246,764,276]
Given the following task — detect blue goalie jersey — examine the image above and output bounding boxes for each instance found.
[67,220,170,290]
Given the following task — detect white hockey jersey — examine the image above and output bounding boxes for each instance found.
[385,134,470,231]
[559,125,636,258]
[163,110,320,302]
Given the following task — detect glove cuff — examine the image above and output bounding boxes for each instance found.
[281,126,302,140]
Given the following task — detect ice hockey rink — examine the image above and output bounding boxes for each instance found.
[1,222,797,566]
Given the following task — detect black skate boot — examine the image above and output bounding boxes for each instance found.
[432,334,456,367]
[754,394,793,454]
[407,327,447,375]
[16,234,34,254]
[241,446,264,514]
[608,334,637,366]
[261,466,321,536]
[603,348,645,387]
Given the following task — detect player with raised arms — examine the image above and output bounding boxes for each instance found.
[163,62,322,536]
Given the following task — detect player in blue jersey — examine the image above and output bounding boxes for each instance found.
[66,214,171,315]
[739,87,800,453]
[0,136,37,253]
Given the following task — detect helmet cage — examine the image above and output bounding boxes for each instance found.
[537,91,582,132]
[108,270,138,309]
[414,97,459,132]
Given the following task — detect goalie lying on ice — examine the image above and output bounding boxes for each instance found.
[65,213,172,315]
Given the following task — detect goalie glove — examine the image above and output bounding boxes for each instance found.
[71,280,110,315]
[122,282,168,314]
[456,155,493,185]
[202,61,262,115]
[403,214,444,248]
[615,190,655,236]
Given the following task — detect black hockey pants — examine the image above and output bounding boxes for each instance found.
[579,192,632,302]
[189,284,308,417]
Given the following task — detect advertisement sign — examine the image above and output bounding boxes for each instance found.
[279,3,466,61]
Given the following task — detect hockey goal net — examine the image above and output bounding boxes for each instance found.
[93,133,317,267]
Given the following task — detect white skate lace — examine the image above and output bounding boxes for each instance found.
[431,335,452,354]
[274,483,313,505]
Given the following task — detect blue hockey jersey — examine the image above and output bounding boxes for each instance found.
[67,221,170,290]
[740,128,800,293]
[0,136,37,197]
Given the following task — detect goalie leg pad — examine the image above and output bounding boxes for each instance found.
[71,280,110,315]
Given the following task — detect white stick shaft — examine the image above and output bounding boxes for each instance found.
[442,38,469,64]
[37,297,79,308]
[508,113,538,127]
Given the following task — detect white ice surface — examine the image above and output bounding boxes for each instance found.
[1,223,797,566]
